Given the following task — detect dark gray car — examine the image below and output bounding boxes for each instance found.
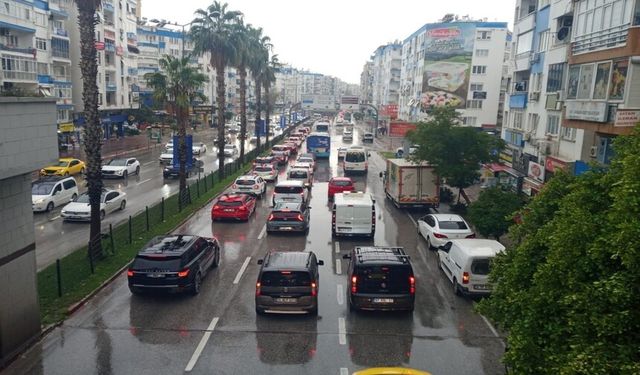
[266,202,310,234]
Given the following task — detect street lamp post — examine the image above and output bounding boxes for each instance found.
[359,103,379,138]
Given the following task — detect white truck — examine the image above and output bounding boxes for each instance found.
[381,158,439,209]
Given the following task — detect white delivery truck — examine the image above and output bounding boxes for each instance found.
[381,158,439,209]
[332,192,376,238]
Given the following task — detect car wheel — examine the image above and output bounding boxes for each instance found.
[191,272,202,295]
[453,278,462,297]
[100,210,105,220]
[135,166,140,175]
[46,202,54,212]
[212,249,220,268]
[123,171,128,179]
[71,193,78,201]
[120,200,127,210]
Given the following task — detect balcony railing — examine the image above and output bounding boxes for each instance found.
[572,23,630,54]
[0,43,36,55]
[53,74,71,82]
[53,28,68,37]
[1,70,37,81]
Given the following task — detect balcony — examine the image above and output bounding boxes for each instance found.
[103,2,114,13]
[572,23,630,55]
[2,70,37,82]
[53,28,69,38]
[128,68,138,75]
[509,92,528,109]
[52,74,71,82]
[0,43,36,55]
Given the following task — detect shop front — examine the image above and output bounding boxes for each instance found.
[482,163,524,194]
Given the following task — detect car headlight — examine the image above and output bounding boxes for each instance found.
[34,199,45,204]
[117,169,124,175]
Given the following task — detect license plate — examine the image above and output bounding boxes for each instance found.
[225,209,234,212]
[317,148,325,152]
[373,298,394,303]
[474,284,491,290]
[275,298,296,303]
[280,226,293,230]
[147,273,165,278]
[338,227,351,231]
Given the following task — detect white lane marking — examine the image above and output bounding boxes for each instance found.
[406,212,417,227]
[337,284,344,305]
[335,241,341,254]
[480,314,505,348]
[233,257,251,284]
[340,368,349,375]
[338,317,346,345]
[49,215,60,221]
[335,259,342,275]
[138,178,152,185]
[257,225,266,240]
[184,316,219,372]
[143,161,155,166]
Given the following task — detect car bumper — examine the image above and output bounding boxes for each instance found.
[230,188,261,196]
[267,222,307,233]
[459,284,493,296]
[61,213,91,221]
[255,296,317,313]
[32,202,48,211]
[212,211,250,221]
[102,172,125,178]
[349,294,414,311]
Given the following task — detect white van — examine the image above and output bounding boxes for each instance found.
[332,192,375,237]
[32,176,79,212]
[272,180,308,206]
[343,147,369,175]
[437,239,505,297]
[287,168,312,189]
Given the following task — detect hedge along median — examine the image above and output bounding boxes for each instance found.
[36,127,296,326]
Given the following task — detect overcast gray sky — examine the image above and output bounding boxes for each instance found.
[143,0,516,84]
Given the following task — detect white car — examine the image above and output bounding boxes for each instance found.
[192,142,207,155]
[252,164,278,182]
[288,136,303,147]
[102,157,140,178]
[230,175,267,198]
[61,189,127,221]
[417,214,475,249]
[296,155,315,170]
[337,147,348,159]
[223,144,239,157]
[165,141,174,153]
[292,161,314,177]
[362,132,374,143]
[159,153,173,164]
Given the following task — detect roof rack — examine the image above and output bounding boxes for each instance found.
[354,246,409,263]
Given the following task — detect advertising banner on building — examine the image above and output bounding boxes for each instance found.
[389,121,417,138]
[527,161,545,184]
[380,104,399,119]
[420,22,475,113]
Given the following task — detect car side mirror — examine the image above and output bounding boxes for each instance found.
[257,259,264,265]
[342,254,351,259]
[439,242,453,252]
[367,153,371,157]
[317,260,324,266]
[379,172,383,178]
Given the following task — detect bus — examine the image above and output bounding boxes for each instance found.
[313,121,330,133]
[306,132,331,158]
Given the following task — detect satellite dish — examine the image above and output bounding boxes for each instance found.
[557,26,570,41]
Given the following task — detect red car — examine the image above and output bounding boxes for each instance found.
[328,177,355,200]
[211,193,256,221]
[283,142,298,155]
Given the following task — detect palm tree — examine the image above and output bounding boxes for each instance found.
[74,0,103,257]
[263,54,279,148]
[145,56,207,205]
[230,21,250,164]
[247,27,270,154]
[191,1,242,179]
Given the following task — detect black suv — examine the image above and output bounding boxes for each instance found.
[343,246,415,312]
[255,251,324,315]
[127,234,220,295]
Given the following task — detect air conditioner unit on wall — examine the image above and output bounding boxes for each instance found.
[589,146,598,158]
[523,133,531,141]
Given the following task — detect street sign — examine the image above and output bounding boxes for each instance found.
[193,105,214,114]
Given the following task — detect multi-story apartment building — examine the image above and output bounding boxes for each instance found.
[360,61,373,104]
[398,21,510,128]
[0,0,74,131]
[370,42,401,108]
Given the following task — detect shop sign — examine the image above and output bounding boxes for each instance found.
[614,109,640,127]
[59,122,75,132]
[565,101,608,122]
[528,161,545,183]
[545,155,568,173]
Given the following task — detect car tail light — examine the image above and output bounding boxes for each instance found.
[462,272,470,284]
[232,184,237,189]
[268,214,274,221]
[466,233,476,238]
[311,282,317,297]
[255,282,261,296]
[332,211,336,225]
[433,232,448,239]
[213,205,220,210]
[127,269,134,277]
[178,269,190,278]
[351,276,357,294]
[409,276,416,295]
[239,205,247,211]
[253,184,259,189]
[296,214,304,221]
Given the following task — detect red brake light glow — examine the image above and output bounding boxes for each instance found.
[433,232,448,239]
[281,271,291,274]
[351,276,357,293]
[178,269,190,278]
[296,214,304,221]
[127,270,134,277]
[462,272,470,284]
[255,282,261,296]
[268,214,274,221]
[311,282,317,296]
[409,276,416,295]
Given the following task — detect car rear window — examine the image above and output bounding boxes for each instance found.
[219,200,242,207]
[331,180,352,187]
[131,256,182,271]
[439,220,469,230]
[470,258,491,275]
[275,186,303,194]
[345,152,365,162]
[355,265,412,294]
[260,271,311,287]
[255,166,273,172]
[273,146,287,151]
[288,170,308,179]
[236,179,255,185]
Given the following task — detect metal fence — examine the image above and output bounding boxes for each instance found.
[42,122,299,298]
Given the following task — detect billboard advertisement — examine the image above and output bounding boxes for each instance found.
[389,121,417,138]
[380,104,399,119]
[420,22,476,112]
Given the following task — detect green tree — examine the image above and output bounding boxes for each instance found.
[477,126,640,373]
[407,106,503,204]
[230,20,250,164]
[467,187,523,241]
[145,55,207,205]
[247,26,270,154]
[191,1,242,179]
[74,0,103,257]
[262,54,279,147]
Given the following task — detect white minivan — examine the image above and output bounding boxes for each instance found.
[331,191,375,237]
[437,239,505,297]
[32,176,78,212]
[343,146,369,175]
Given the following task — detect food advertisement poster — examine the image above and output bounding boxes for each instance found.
[609,59,628,100]
[421,22,475,112]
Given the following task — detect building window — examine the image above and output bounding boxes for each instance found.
[36,38,47,51]
[561,126,576,141]
[472,65,487,74]
[24,8,30,20]
[546,115,560,135]
[546,63,565,92]
[51,38,70,59]
[467,99,483,109]
[34,12,46,26]
[37,62,48,75]
[464,117,477,126]
[516,30,533,55]
[513,110,524,130]
[470,83,484,92]
[475,49,489,57]
[477,30,492,40]
[527,113,539,133]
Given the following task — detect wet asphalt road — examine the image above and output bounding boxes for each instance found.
[7,124,506,374]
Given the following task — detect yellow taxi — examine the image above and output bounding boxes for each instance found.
[40,158,85,176]
[353,368,431,375]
